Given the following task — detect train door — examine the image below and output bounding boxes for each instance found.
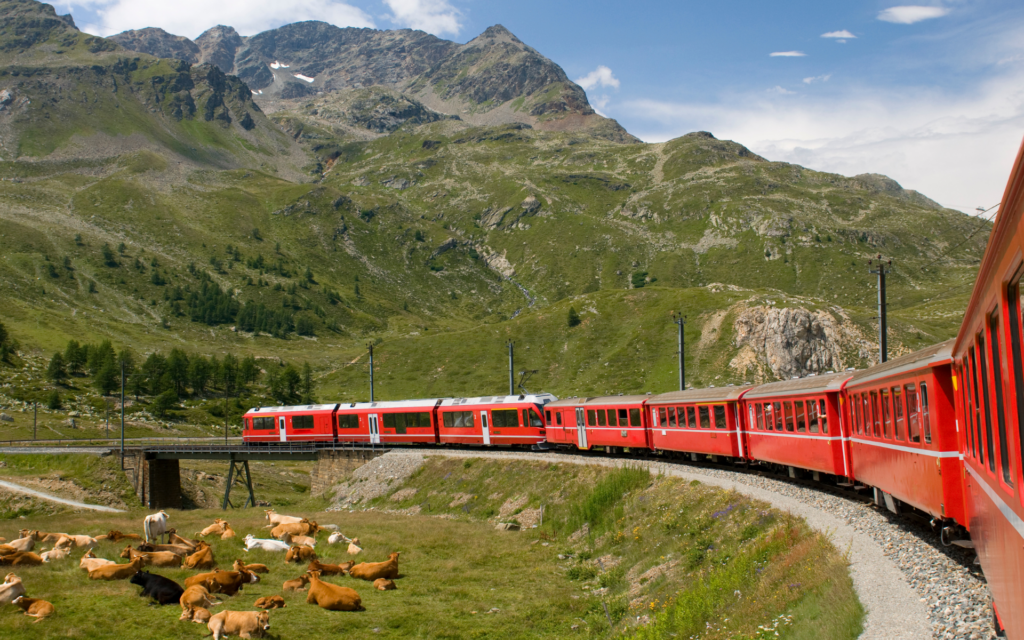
[481,412,491,445]
[278,416,287,442]
[368,414,380,444]
[576,408,588,449]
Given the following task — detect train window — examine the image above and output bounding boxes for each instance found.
[630,408,642,427]
[807,400,819,433]
[666,408,676,428]
[862,394,871,436]
[794,401,806,432]
[714,405,727,429]
[556,412,563,426]
[783,402,795,432]
[881,389,893,439]
[545,410,552,426]
[686,406,696,429]
[699,406,711,429]
[597,410,607,427]
[852,395,862,434]
[443,411,474,428]
[587,410,597,426]
[763,403,773,430]
[527,410,543,428]
[618,409,629,426]
[293,415,314,429]
[978,335,996,470]
[870,391,882,438]
[772,402,783,431]
[920,382,933,446]
[657,407,667,428]
[970,348,985,464]
[819,399,828,434]
[990,313,1013,486]
[492,409,518,428]
[1008,276,1024,488]
[906,385,921,443]
[339,414,359,429]
[606,409,617,427]
[891,387,904,440]
[253,416,275,430]
[756,404,765,431]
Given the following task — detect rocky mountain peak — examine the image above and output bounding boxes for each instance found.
[110,27,200,64]
[471,24,523,46]
[195,24,244,74]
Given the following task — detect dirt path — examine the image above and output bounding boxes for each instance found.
[0,478,125,513]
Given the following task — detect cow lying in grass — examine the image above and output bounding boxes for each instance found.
[137,542,191,557]
[121,545,183,568]
[264,509,304,526]
[243,535,288,553]
[88,557,144,580]
[40,546,69,562]
[179,604,212,624]
[0,573,25,604]
[131,570,184,605]
[284,546,317,564]
[254,595,286,610]
[280,532,315,548]
[183,542,216,570]
[233,559,269,574]
[207,610,270,640]
[348,553,400,581]
[13,596,54,622]
[180,584,221,611]
[0,552,44,567]
[306,571,363,611]
[282,574,310,592]
[270,521,317,539]
[197,519,229,538]
[79,550,114,572]
[54,535,98,550]
[185,570,258,597]
[307,559,353,576]
[99,530,142,543]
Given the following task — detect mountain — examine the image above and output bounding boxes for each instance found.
[0,0,991,407]
[110,22,638,143]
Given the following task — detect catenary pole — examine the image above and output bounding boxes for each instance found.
[868,256,892,363]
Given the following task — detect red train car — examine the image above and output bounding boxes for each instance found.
[544,396,650,452]
[437,394,555,447]
[243,404,339,443]
[953,136,1024,637]
[844,341,965,524]
[741,373,851,478]
[334,399,445,445]
[647,386,751,459]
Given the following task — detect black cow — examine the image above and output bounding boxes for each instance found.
[130,570,184,605]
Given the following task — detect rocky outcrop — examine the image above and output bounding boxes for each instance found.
[298,87,455,135]
[195,25,243,74]
[852,173,943,210]
[110,27,200,63]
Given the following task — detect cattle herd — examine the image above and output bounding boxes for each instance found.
[0,508,401,637]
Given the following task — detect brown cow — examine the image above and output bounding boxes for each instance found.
[180,584,221,611]
[0,552,44,567]
[280,532,315,548]
[307,559,353,576]
[167,530,199,551]
[21,530,65,544]
[306,571,363,611]
[348,552,400,581]
[184,570,257,596]
[270,521,317,539]
[254,595,286,610]
[197,519,229,538]
[183,542,216,570]
[284,546,317,564]
[207,610,270,640]
[120,545,182,568]
[233,560,269,574]
[89,557,144,580]
[221,525,236,540]
[137,542,191,556]
[374,578,396,591]
[179,604,212,624]
[98,530,142,543]
[0,545,17,556]
[282,574,310,592]
[79,550,115,572]
[13,596,54,622]
[53,535,97,550]
[265,509,305,526]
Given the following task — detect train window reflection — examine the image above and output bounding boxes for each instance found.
[990,313,1012,486]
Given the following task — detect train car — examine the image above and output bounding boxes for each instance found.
[437,394,556,447]
[844,341,965,524]
[243,404,339,443]
[741,372,852,478]
[544,396,650,452]
[647,386,751,460]
[334,399,446,445]
[952,136,1024,637]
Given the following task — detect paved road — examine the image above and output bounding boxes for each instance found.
[0,478,125,512]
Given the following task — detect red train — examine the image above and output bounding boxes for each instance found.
[244,136,1024,638]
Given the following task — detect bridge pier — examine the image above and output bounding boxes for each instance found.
[120,449,182,509]
[311,448,388,497]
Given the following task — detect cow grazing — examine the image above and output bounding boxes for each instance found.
[0,552,44,567]
[306,571,363,611]
[281,532,315,548]
[284,546,317,564]
[184,570,257,597]
[270,520,317,539]
[207,610,270,640]
[348,552,400,581]
[121,545,183,568]
[40,546,69,562]
[99,530,142,543]
[143,510,170,543]
[197,519,229,538]
[167,530,199,551]
[137,541,191,556]
[131,570,185,605]
[79,550,115,572]
[243,535,289,553]
[374,578,396,591]
[180,584,221,611]
[6,537,34,553]
[282,574,310,592]
[233,560,269,574]
[13,596,54,622]
[183,542,216,570]
[254,595,286,610]
[264,509,304,526]
[307,559,353,576]
[0,573,26,604]
[88,557,145,580]
[53,535,97,550]
[179,604,212,624]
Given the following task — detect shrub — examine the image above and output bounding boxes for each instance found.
[567,306,581,328]
[152,389,179,418]
[46,390,62,410]
[46,352,68,384]
[631,271,648,288]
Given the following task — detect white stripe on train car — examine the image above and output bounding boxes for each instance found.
[749,432,840,441]
[966,464,1024,540]
[848,437,959,458]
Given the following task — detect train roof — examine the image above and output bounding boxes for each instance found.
[547,395,650,408]
[744,371,853,400]
[337,399,448,410]
[648,385,753,404]
[245,404,339,415]
[439,394,558,407]
[847,339,954,388]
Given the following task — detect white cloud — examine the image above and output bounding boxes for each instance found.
[768,86,796,95]
[383,0,462,37]
[590,95,610,117]
[821,30,856,39]
[576,66,620,91]
[770,51,807,57]
[803,74,832,84]
[71,0,374,38]
[619,70,1024,214]
[877,6,951,25]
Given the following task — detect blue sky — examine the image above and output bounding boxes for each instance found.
[61,0,1024,213]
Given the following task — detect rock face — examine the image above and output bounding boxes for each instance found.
[852,173,943,210]
[730,306,872,381]
[194,25,243,75]
[294,87,456,136]
[110,27,200,63]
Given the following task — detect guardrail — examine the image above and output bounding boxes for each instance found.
[0,436,244,448]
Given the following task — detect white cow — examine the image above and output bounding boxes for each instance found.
[6,537,34,553]
[40,547,70,562]
[79,550,115,572]
[264,509,304,526]
[144,510,170,543]
[0,574,26,605]
[54,534,97,550]
[243,535,289,552]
